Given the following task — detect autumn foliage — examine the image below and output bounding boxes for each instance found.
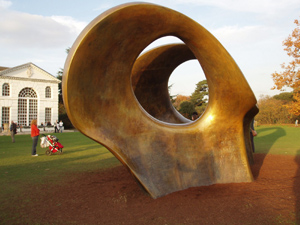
[255,92,300,124]
[255,95,291,124]
[272,19,300,115]
[172,95,191,110]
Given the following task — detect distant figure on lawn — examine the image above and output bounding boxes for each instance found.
[59,120,64,133]
[295,120,298,127]
[54,120,58,133]
[41,122,45,131]
[9,121,17,143]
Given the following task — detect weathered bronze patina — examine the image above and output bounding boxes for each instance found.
[62,3,258,198]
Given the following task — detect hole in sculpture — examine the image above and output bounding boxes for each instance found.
[168,60,208,121]
[141,36,184,55]
[133,36,209,123]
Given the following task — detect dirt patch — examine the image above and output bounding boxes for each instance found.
[7,154,300,224]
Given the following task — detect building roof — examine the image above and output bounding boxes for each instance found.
[0,66,9,72]
[0,62,61,83]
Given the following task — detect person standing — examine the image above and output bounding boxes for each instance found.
[59,120,63,133]
[250,120,257,152]
[54,120,58,133]
[31,119,40,157]
[9,121,17,143]
[41,122,46,131]
[191,112,199,121]
[56,121,60,133]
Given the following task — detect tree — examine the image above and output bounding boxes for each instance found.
[57,47,73,129]
[168,84,177,104]
[57,47,69,96]
[255,95,294,124]
[189,80,209,116]
[56,69,63,99]
[190,80,209,107]
[195,104,207,117]
[273,92,294,103]
[172,95,190,110]
[178,101,195,119]
[171,80,209,118]
[272,18,300,115]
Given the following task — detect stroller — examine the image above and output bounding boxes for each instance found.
[40,134,64,155]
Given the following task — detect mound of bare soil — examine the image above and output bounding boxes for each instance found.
[9,154,300,224]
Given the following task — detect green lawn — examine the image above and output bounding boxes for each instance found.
[1,125,299,187]
[255,125,300,155]
[0,132,120,195]
[0,126,299,223]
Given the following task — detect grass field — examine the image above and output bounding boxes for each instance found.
[0,125,300,224]
[0,125,298,190]
[0,132,120,195]
[255,125,300,155]
[1,125,299,186]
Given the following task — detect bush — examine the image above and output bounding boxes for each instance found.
[178,101,195,120]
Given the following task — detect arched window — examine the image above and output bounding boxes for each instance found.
[2,83,10,96]
[18,88,38,126]
[45,86,51,98]
[19,87,37,98]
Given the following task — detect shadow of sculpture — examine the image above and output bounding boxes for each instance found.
[251,126,286,179]
[62,3,258,198]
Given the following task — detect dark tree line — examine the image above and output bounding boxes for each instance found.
[56,48,73,129]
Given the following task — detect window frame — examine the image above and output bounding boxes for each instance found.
[45,107,51,124]
[18,88,38,126]
[1,107,10,125]
[2,83,10,96]
[45,86,51,98]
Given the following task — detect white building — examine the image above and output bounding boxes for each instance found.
[0,63,61,127]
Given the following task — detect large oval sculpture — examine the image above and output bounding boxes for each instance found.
[62,3,259,198]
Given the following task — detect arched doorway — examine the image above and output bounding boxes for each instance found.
[18,88,38,126]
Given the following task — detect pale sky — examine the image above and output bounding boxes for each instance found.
[1,0,299,99]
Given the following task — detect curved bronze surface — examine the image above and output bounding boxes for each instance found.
[132,44,194,124]
[63,3,258,198]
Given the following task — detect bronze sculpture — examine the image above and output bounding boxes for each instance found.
[62,3,258,198]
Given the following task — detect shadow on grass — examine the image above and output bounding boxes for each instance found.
[252,126,286,179]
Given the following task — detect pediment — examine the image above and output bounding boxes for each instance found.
[0,63,61,83]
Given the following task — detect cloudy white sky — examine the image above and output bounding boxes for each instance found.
[0,0,299,99]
